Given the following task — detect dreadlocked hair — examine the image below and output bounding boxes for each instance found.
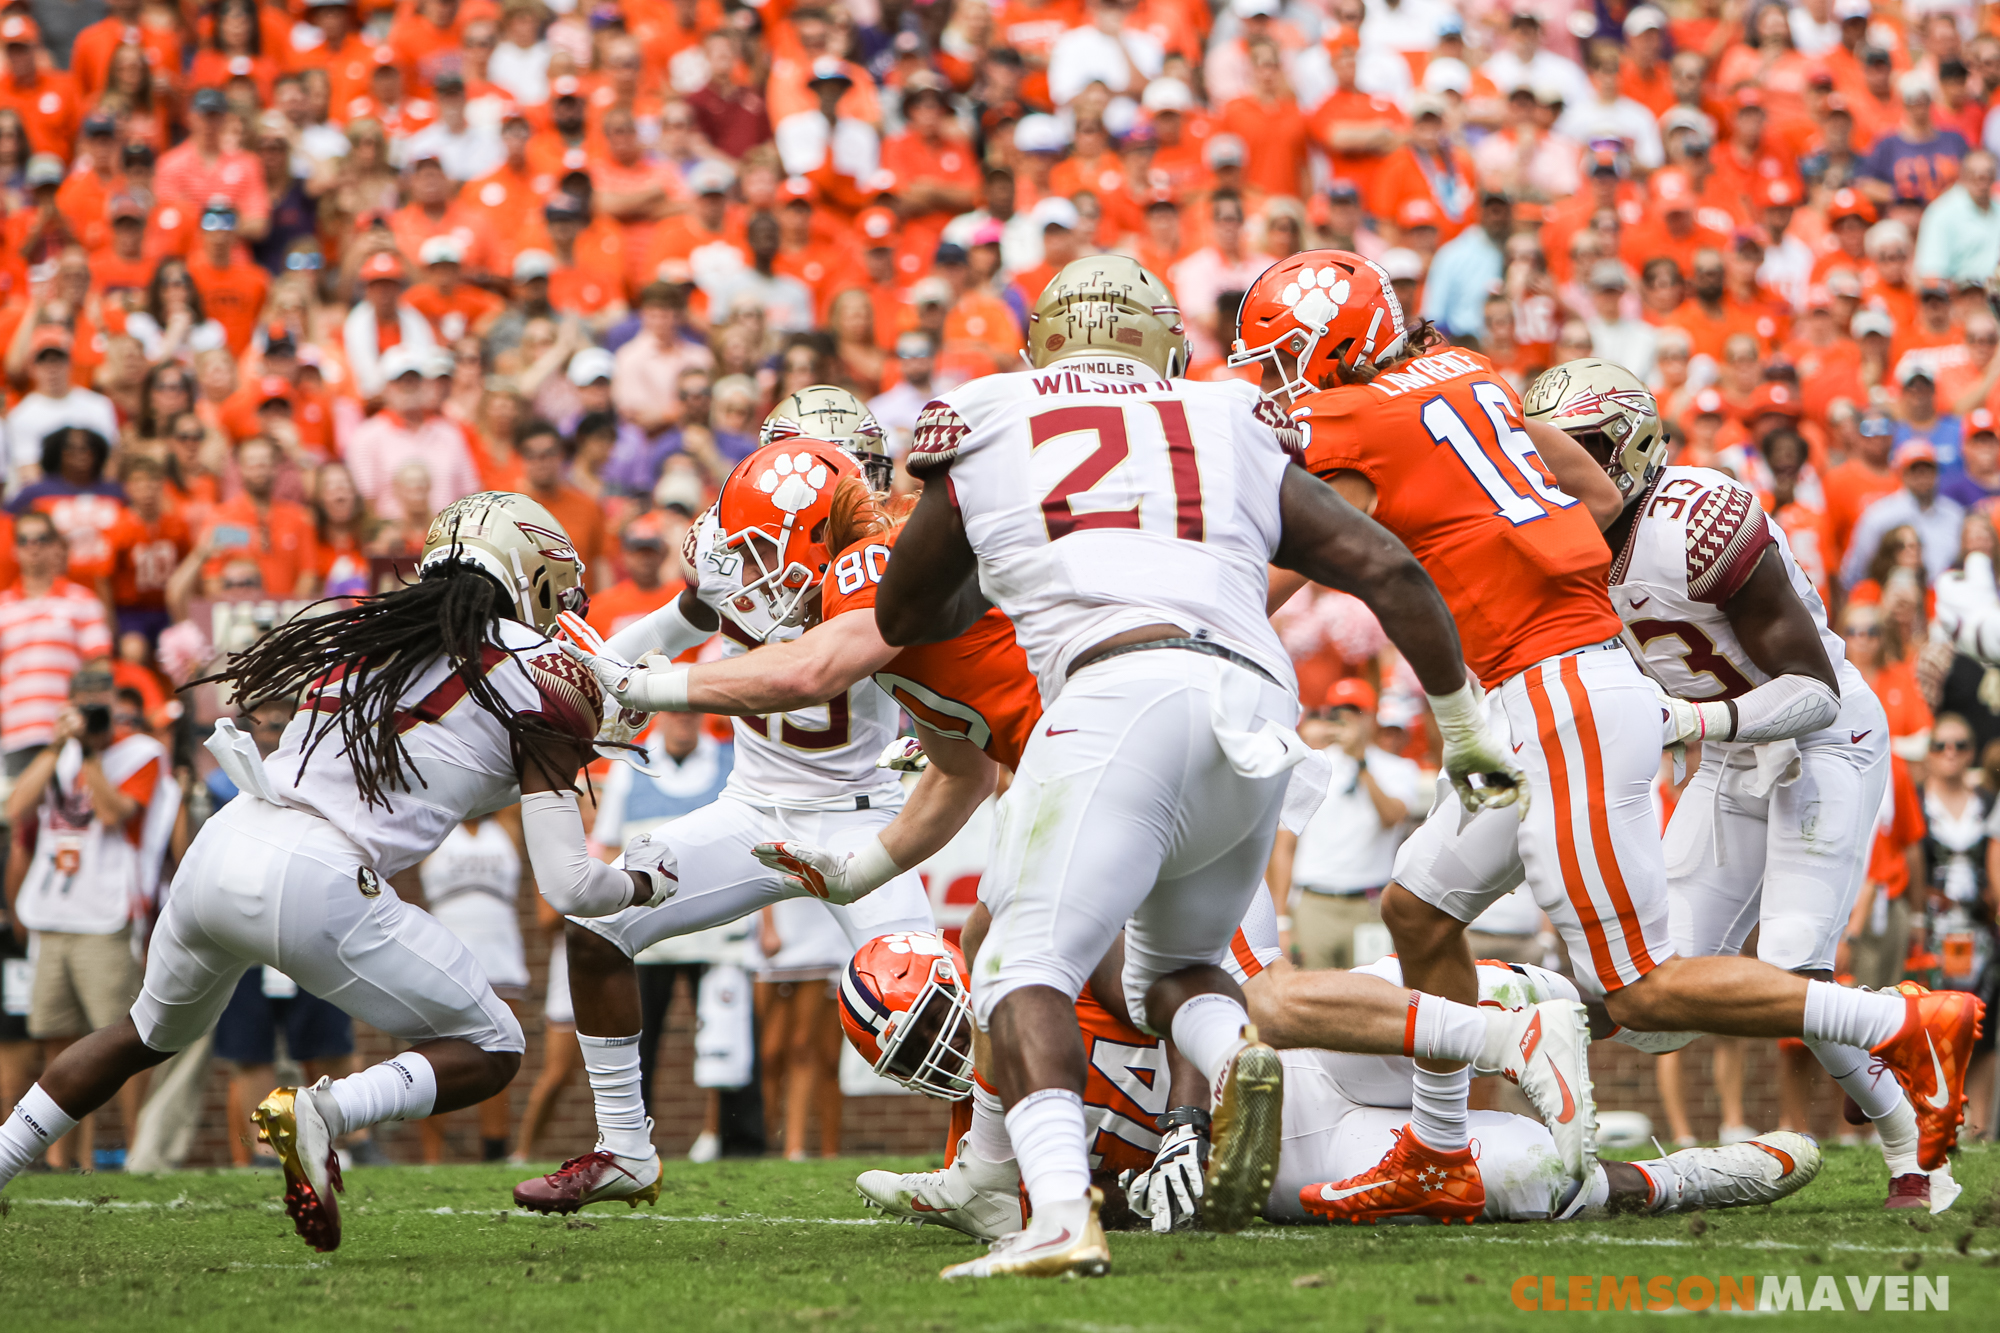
[824,476,916,557]
[1325,318,1447,388]
[198,561,582,809]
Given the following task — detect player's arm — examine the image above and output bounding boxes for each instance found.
[753,723,999,903]
[1525,418,1623,531]
[603,582,718,662]
[516,736,654,917]
[1666,547,1841,744]
[1273,465,1526,812]
[624,609,901,715]
[875,472,988,646]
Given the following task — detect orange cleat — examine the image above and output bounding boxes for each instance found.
[1299,1125,1485,1226]
[1868,983,1985,1171]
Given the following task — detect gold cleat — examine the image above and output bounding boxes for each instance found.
[1203,1024,1283,1234]
[938,1188,1111,1280]
[252,1080,344,1252]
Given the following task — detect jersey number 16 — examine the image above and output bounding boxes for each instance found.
[1422,381,1578,526]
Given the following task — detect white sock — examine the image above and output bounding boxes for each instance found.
[1170,992,1252,1107]
[1801,980,1906,1050]
[1871,1099,1923,1177]
[969,1082,1014,1164]
[1806,1037,1904,1120]
[325,1052,436,1135]
[1004,1088,1090,1215]
[1634,1156,1684,1213]
[1410,992,1487,1066]
[0,1085,77,1189]
[1560,1161,1613,1218]
[1409,1064,1470,1152]
[578,1032,651,1159]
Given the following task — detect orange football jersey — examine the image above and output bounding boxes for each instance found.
[818,528,1041,771]
[1074,979,1170,1181]
[1297,348,1621,689]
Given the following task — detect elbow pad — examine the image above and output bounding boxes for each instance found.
[605,596,711,664]
[521,789,637,918]
[1726,674,1841,744]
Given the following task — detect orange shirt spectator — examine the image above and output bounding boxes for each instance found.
[199,488,318,600]
[0,513,113,758]
[184,210,272,357]
[405,240,507,342]
[104,499,192,619]
[155,90,271,229]
[517,423,607,590]
[72,5,182,107]
[0,16,78,160]
[1218,87,1310,201]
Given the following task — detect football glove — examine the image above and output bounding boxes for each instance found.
[752,836,901,906]
[1657,684,1734,746]
[1428,681,1529,819]
[1118,1110,1209,1234]
[556,637,691,712]
[1933,553,2000,662]
[620,831,680,909]
[877,736,930,772]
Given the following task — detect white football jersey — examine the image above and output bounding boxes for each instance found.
[420,819,521,909]
[1609,466,1866,737]
[267,617,601,877]
[685,508,905,808]
[906,355,1299,703]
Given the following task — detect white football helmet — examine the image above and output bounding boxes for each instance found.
[763,384,892,491]
[1522,358,1666,500]
[419,491,588,634]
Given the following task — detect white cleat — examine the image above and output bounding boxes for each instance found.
[1659,1131,1822,1210]
[856,1134,1023,1242]
[1929,1160,1964,1215]
[938,1190,1109,1281]
[1492,1000,1596,1181]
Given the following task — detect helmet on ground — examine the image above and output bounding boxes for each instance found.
[839,931,975,1100]
[713,439,862,641]
[1028,254,1189,378]
[419,491,588,634]
[763,384,892,491]
[1522,358,1666,500]
[1230,249,1407,401]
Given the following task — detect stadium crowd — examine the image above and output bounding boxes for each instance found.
[0,0,1995,1171]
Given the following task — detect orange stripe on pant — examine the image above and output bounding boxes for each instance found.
[1523,661,1624,994]
[1229,928,1263,980]
[1556,655,1656,981]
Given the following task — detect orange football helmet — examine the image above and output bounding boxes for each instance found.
[1229,250,1407,401]
[839,931,975,1100]
[713,439,862,641]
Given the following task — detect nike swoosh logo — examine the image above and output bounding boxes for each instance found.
[1025,1227,1074,1251]
[1045,726,1079,736]
[1550,1063,1577,1125]
[1317,1179,1393,1202]
[1630,595,1650,608]
[1752,1141,1796,1175]
[1923,1033,1951,1110]
[1851,730,1872,744]
[909,1198,945,1213]
[1511,741,1525,753]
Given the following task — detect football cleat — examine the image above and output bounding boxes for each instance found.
[1884,1173,1931,1210]
[1868,983,1985,1170]
[1300,1125,1485,1226]
[252,1078,344,1252]
[938,1188,1110,1280]
[513,1143,663,1214]
[1203,1025,1284,1234]
[856,1133,1023,1241]
[1652,1131,1821,1211]
[1491,1000,1596,1181]
[1929,1161,1964,1214]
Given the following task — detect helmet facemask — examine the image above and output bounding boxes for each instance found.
[868,955,976,1100]
[719,519,823,642]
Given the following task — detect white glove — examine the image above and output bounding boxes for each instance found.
[1428,681,1528,819]
[1933,553,2000,660]
[1117,1116,1208,1233]
[557,637,691,712]
[752,835,901,906]
[620,831,680,909]
[877,736,930,772]
[1656,685,1734,746]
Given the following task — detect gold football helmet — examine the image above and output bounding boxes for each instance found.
[1523,358,1666,500]
[1027,254,1190,378]
[419,491,588,634]
[763,384,892,490]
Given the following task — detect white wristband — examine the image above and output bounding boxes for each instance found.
[847,835,903,895]
[620,663,691,712]
[1425,681,1483,740]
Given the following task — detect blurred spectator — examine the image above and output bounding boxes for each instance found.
[516,418,607,587]
[611,282,713,436]
[345,346,481,520]
[1915,149,2000,281]
[0,513,111,773]
[1422,191,1511,342]
[1842,441,1965,588]
[6,329,118,495]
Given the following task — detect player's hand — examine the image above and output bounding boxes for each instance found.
[754,839,869,905]
[1932,553,2000,660]
[1119,1117,1209,1234]
[876,736,930,772]
[1654,682,1732,747]
[556,637,690,713]
[1428,681,1528,819]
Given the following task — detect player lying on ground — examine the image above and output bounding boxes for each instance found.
[0,494,647,1252]
[845,924,1820,1236]
[510,439,939,1215]
[1235,251,1984,1225]
[1527,360,1953,1213]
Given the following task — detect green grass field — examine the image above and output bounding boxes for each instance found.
[3,1146,1998,1331]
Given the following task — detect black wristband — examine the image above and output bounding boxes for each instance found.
[1156,1105,1211,1135]
[1723,698,1740,742]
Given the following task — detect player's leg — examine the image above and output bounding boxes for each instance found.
[1563,1133,1824,1217]
[1266,1049,1365,1223]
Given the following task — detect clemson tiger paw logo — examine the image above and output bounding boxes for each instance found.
[1280,266,1351,328]
[756,451,831,512]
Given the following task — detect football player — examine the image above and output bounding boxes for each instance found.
[1526,360,1961,1211]
[510,441,937,1215]
[848,922,1824,1234]
[0,495,642,1252]
[762,383,894,491]
[1233,251,1982,1223]
[863,254,1522,1279]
